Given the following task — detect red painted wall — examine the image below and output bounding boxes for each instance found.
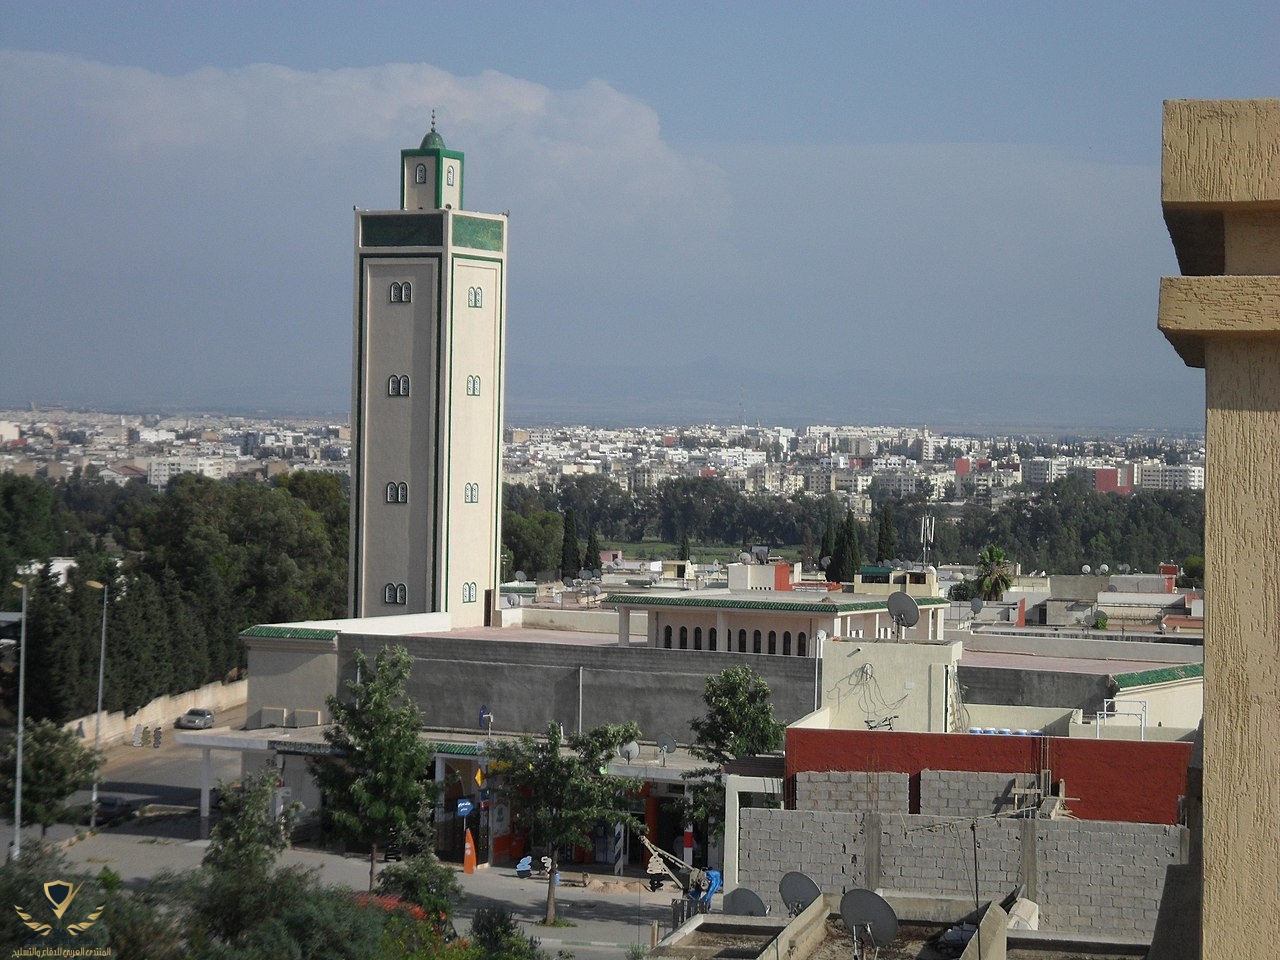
[786,728,1192,825]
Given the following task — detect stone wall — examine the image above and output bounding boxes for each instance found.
[738,807,1186,937]
[918,770,1040,818]
[795,771,908,813]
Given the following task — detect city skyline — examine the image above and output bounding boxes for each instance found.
[3,2,1277,429]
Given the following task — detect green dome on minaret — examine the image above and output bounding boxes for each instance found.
[421,110,445,150]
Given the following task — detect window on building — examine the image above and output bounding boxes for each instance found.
[415,164,427,184]
[385,482,397,503]
[679,626,688,650]
[738,629,747,653]
[463,582,477,603]
[399,375,410,396]
[783,631,792,656]
[385,583,407,605]
[402,281,412,302]
[464,482,479,504]
[396,584,407,604]
[390,283,402,303]
[797,632,807,657]
[466,375,482,397]
[397,482,408,503]
[384,583,396,604]
[468,286,483,308]
[768,630,777,655]
[446,165,455,186]
[753,630,762,654]
[663,625,672,649]
[388,375,401,396]
[708,627,717,652]
[693,627,702,651]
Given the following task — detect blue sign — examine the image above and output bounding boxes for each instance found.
[456,798,474,817]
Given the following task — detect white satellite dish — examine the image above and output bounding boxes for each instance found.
[815,629,828,643]
[505,594,519,607]
[618,740,640,762]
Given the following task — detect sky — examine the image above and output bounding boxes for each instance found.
[2,2,1276,432]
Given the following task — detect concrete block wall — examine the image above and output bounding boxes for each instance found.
[879,815,1023,903]
[1034,820,1184,936]
[738,809,1186,938]
[919,770,1040,819]
[739,808,870,913]
[795,771,909,814]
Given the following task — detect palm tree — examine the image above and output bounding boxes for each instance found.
[976,545,1014,601]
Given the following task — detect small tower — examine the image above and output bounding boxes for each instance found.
[402,111,465,211]
[350,116,507,626]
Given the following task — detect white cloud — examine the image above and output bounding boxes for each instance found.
[0,50,1201,427]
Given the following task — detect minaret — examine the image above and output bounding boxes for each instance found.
[349,116,507,626]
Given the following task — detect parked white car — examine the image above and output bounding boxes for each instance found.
[175,707,215,729]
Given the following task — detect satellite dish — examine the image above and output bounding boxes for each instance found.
[592,569,601,579]
[1106,584,1119,592]
[839,888,898,949]
[578,568,592,580]
[505,594,519,607]
[820,556,832,570]
[887,591,920,629]
[815,629,828,643]
[738,552,753,565]
[1081,565,1091,575]
[514,571,527,582]
[970,597,984,614]
[1099,563,1110,575]
[1119,563,1131,574]
[563,577,574,588]
[657,733,677,755]
[588,585,601,597]
[779,871,822,916]
[723,887,769,917]
[618,740,640,762]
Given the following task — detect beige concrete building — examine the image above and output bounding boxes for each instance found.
[1157,98,1280,957]
[349,120,507,626]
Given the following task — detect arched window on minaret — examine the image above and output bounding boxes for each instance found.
[390,283,402,303]
[384,583,397,604]
[385,482,397,502]
[388,376,400,396]
[447,165,455,186]
[399,376,410,396]
[415,164,426,184]
[396,583,407,604]
[402,281,412,302]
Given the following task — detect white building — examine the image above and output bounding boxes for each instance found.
[348,120,508,627]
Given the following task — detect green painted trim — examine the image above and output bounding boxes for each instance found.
[502,584,536,595]
[453,216,504,251]
[361,213,444,247]
[430,741,479,756]
[242,625,337,641]
[1114,662,1204,689]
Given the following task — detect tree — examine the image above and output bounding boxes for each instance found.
[583,528,604,571]
[488,721,642,924]
[559,507,581,576]
[678,531,692,561]
[976,545,1014,601]
[683,666,784,840]
[309,645,435,891]
[0,719,98,836]
[826,510,861,582]
[203,767,301,878]
[875,504,897,562]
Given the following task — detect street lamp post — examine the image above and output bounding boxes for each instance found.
[10,580,27,861]
[85,580,108,829]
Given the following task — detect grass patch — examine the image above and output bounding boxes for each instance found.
[536,918,577,928]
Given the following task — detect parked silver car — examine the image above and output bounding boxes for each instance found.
[175,707,215,729]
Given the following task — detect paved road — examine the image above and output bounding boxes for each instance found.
[42,707,689,958]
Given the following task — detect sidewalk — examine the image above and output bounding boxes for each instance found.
[56,822,697,958]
